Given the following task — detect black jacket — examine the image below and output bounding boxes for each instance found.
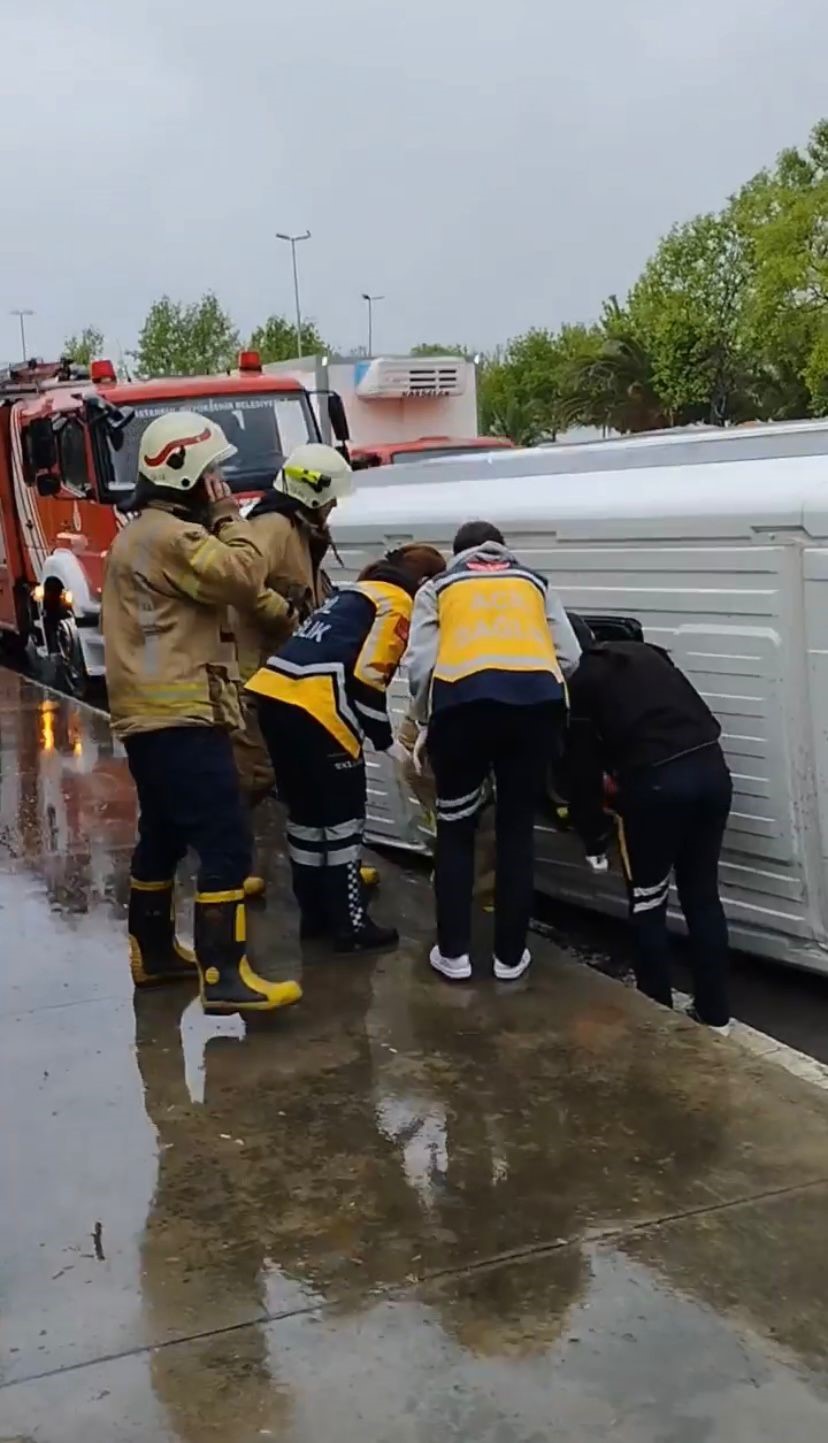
[566,641,721,850]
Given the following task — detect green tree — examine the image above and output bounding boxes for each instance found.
[557,305,668,434]
[733,119,828,416]
[409,342,467,357]
[63,326,104,365]
[250,314,327,363]
[133,293,240,377]
[626,214,753,425]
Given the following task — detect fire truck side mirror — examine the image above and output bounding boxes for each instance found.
[327,392,350,444]
[27,419,58,474]
[36,470,60,498]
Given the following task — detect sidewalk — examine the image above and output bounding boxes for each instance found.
[2,671,828,1442]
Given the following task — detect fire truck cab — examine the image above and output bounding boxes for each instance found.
[0,352,323,695]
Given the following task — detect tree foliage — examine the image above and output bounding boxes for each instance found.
[63,326,104,366]
[250,314,327,363]
[133,294,240,377]
[409,342,467,357]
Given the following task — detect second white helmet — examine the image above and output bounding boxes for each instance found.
[139,411,237,492]
[280,443,353,510]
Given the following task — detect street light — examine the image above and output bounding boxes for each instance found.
[361,293,384,358]
[276,230,311,357]
[10,308,34,362]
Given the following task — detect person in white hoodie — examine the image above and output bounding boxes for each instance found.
[407,520,581,984]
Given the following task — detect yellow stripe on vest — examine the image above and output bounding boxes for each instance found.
[246,668,361,758]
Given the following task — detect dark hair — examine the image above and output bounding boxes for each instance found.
[452,520,505,554]
[358,559,418,598]
[385,543,447,585]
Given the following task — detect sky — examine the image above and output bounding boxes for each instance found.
[2,0,828,366]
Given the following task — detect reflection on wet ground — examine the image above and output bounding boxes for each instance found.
[2,671,828,1441]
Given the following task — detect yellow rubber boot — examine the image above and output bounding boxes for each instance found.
[194,890,302,1015]
[128,879,196,988]
[243,874,267,901]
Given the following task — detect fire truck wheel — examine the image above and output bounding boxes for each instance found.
[50,616,88,699]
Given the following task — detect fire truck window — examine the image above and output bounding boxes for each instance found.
[58,424,91,495]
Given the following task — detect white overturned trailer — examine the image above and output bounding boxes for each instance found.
[331,431,828,975]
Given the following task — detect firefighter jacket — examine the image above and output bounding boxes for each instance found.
[103,500,288,739]
[232,493,330,684]
[407,541,581,723]
[246,580,413,757]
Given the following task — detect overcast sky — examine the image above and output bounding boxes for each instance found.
[2,0,827,365]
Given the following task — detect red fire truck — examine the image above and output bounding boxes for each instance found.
[0,351,335,696]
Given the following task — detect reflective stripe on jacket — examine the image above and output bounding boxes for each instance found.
[246,580,412,758]
[102,501,274,739]
[407,542,581,721]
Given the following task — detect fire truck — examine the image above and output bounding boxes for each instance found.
[0,351,338,697]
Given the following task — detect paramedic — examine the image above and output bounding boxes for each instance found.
[566,637,732,1033]
[247,550,440,951]
[231,443,351,897]
[102,409,301,1017]
[407,520,581,983]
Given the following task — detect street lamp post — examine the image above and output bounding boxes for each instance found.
[276,231,311,357]
[10,308,34,362]
[361,293,384,358]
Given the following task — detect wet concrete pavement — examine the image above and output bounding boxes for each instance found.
[3,672,828,1440]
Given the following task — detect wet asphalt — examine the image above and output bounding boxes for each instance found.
[3,671,828,1440]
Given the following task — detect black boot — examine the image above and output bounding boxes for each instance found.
[194,890,302,1015]
[128,879,196,988]
[327,861,399,954]
[291,862,330,941]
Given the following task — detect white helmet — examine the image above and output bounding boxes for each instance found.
[138,411,237,492]
[280,443,353,510]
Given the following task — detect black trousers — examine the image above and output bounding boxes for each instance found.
[257,699,367,936]
[428,701,562,966]
[616,745,732,1026]
[125,727,251,892]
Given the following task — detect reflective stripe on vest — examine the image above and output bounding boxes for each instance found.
[434,572,562,684]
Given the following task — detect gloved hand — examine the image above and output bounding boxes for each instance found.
[412,727,428,776]
[385,740,408,767]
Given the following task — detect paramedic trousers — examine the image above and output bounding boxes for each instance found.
[257,698,368,938]
[616,743,732,1026]
[428,701,563,967]
[125,727,251,891]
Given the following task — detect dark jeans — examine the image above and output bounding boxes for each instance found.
[257,699,368,936]
[617,744,733,1026]
[428,701,563,966]
[125,727,251,893]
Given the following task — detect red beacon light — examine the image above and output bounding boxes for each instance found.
[89,358,117,384]
[238,349,262,373]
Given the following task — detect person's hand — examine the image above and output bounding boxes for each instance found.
[204,473,234,505]
[412,728,428,776]
[386,740,408,767]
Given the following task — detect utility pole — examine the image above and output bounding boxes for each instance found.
[361,293,384,358]
[276,231,311,356]
[9,308,34,362]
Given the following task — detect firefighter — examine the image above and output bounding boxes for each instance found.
[246,549,438,950]
[565,637,733,1034]
[102,410,301,1016]
[407,520,581,983]
[231,443,351,898]
[232,442,383,897]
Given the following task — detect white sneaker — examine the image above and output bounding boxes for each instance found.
[429,946,472,981]
[494,949,532,982]
[685,1003,732,1038]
